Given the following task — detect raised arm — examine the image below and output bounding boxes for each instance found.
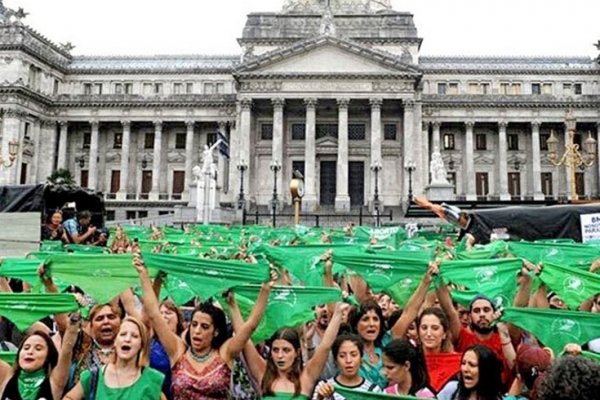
[51,313,81,399]
[133,256,185,365]
[303,302,347,388]
[391,262,438,339]
[435,273,461,343]
[226,290,266,384]
[39,264,68,334]
[222,271,275,362]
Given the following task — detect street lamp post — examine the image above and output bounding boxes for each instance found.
[0,141,18,168]
[404,159,416,203]
[370,161,382,227]
[270,160,282,227]
[546,111,596,201]
[237,160,248,209]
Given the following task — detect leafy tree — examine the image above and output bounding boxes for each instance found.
[46,168,76,186]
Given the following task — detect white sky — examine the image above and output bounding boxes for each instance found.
[5,0,600,57]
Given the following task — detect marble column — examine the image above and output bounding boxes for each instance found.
[432,121,441,152]
[88,120,99,190]
[117,120,131,200]
[226,118,239,205]
[217,121,227,192]
[498,121,510,200]
[37,120,57,182]
[303,98,318,210]
[403,100,415,201]
[150,120,163,200]
[183,120,195,201]
[30,119,42,184]
[370,98,382,201]
[272,98,285,201]
[531,121,544,200]
[0,110,21,185]
[239,99,252,203]
[422,120,430,187]
[335,98,350,211]
[464,121,476,200]
[563,124,572,199]
[57,121,68,170]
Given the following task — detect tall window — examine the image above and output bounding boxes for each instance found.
[83,133,91,149]
[175,133,186,149]
[531,83,541,95]
[114,132,122,149]
[292,124,305,141]
[384,124,397,141]
[443,133,455,150]
[475,134,487,150]
[476,172,489,199]
[541,172,553,197]
[574,83,583,95]
[508,172,521,198]
[261,124,273,140]
[144,133,155,149]
[348,124,366,140]
[508,134,519,151]
[540,133,550,151]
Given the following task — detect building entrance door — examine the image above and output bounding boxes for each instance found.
[349,161,364,206]
[320,161,336,206]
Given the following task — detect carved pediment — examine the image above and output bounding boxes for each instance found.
[235,36,421,77]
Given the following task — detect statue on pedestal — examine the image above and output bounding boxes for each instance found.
[430,152,449,185]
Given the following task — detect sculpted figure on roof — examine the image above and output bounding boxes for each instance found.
[282,0,392,14]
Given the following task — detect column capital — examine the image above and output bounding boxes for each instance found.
[153,120,163,129]
[531,120,541,129]
[369,98,383,109]
[465,120,475,129]
[40,119,55,128]
[185,120,195,129]
[432,121,442,130]
[337,98,350,109]
[271,97,285,110]
[403,99,415,109]
[239,97,253,111]
[120,120,131,129]
[304,98,318,108]
[89,119,99,129]
[498,121,508,129]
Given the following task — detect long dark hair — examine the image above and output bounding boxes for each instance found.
[383,338,429,394]
[261,328,302,397]
[350,299,386,346]
[453,345,503,400]
[185,301,228,349]
[15,331,59,375]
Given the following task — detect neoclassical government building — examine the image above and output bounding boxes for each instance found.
[0,0,599,220]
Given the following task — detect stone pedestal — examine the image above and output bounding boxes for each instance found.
[188,179,220,222]
[425,183,456,201]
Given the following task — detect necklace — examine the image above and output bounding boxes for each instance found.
[189,348,212,363]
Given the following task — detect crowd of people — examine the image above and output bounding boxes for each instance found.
[0,220,598,400]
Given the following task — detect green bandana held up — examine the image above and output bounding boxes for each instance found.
[440,258,523,309]
[501,307,600,354]
[143,253,270,300]
[224,285,342,342]
[45,254,146,304]
[334,386,420,400]
[507,241,600,268]
[538,262,600,309]
[0,293,79,331]
[18,368,46,400]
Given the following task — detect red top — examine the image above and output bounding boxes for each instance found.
[456,327,512,386]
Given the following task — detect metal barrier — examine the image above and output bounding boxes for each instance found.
[242,208,393,227]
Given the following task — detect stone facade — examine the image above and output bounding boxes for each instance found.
[0,1,599,221]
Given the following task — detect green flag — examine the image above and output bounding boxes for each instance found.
[501,307,600,354]
[0,351,16,365]
[454,240,508,260]
[45,254,143,304]
[539,262,600,309]
[335,386,420,400]
[225,285,342,342]
[63,244,108,254]
[143,253,270,300]
[0,258,44,286]
[0,293,79,331]
[440,258,522,308]
[507,241,600,268]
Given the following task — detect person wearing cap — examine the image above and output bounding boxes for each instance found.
[506,345,553,400]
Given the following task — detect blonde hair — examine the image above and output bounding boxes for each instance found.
[111,316,150,368]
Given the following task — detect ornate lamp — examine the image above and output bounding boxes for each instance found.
[1,141,19,168]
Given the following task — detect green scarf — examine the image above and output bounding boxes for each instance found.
[501,307,600,354]
[0,293,79,331]
[143,253,270,300]
[0,258,69,293]
[45,254,145,304]
[539,262,600,309]
[454,240,508,260]
[507,241,600,268]
[334,385,420,400]
[440,258,523,308]
[224,285,342,342]
[18,369,46,400]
